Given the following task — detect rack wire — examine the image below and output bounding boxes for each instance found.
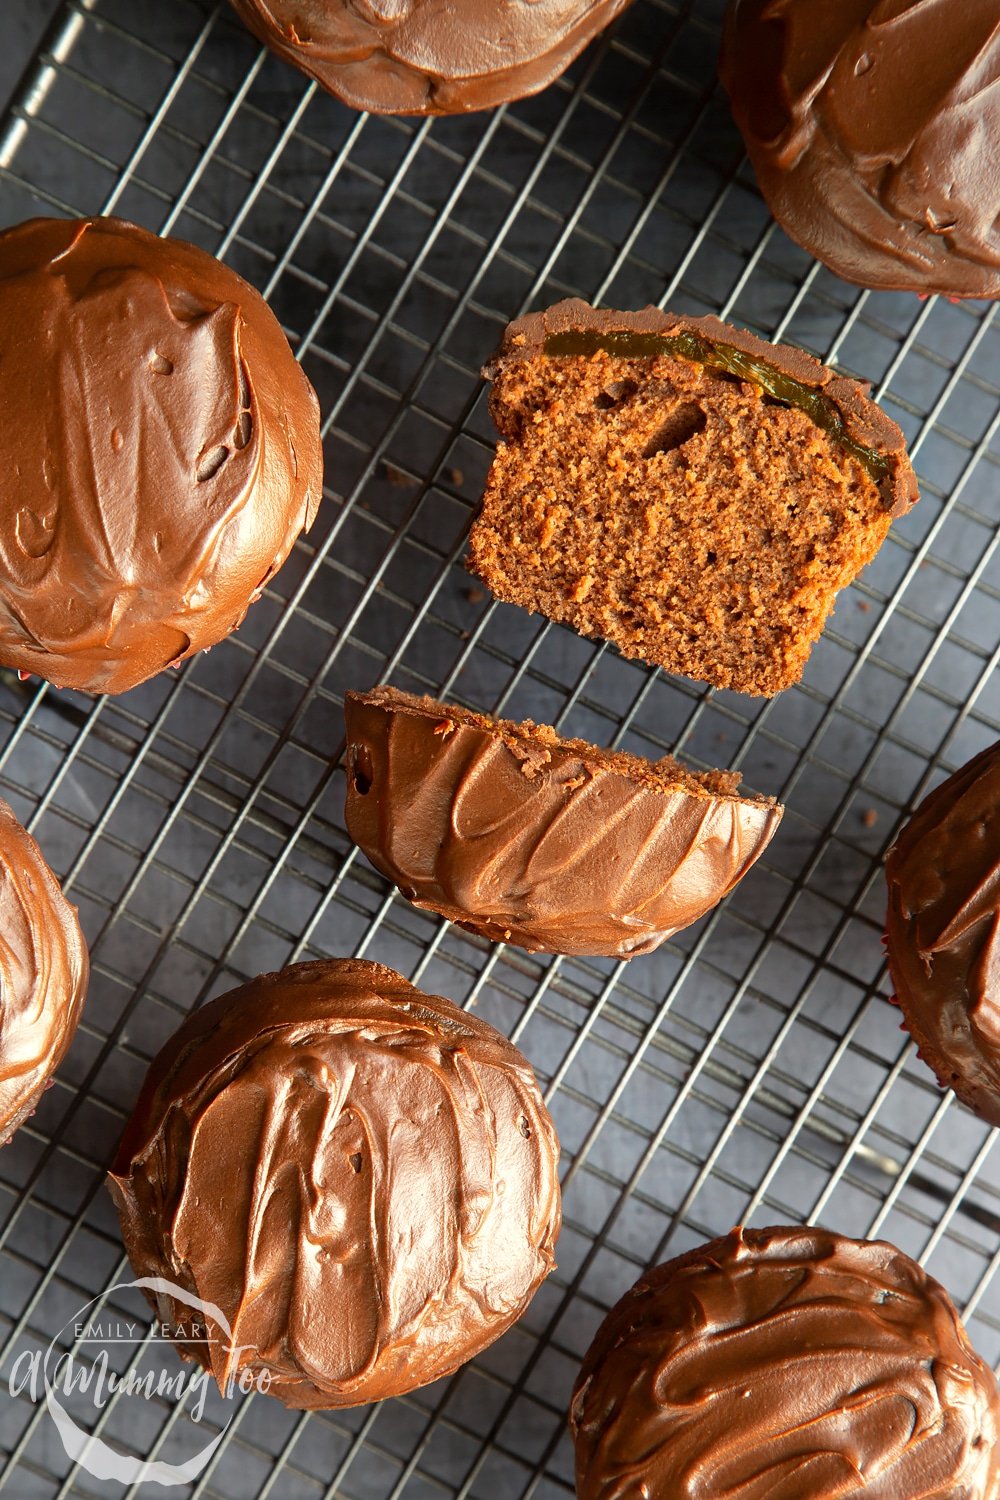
[1,0,1000,1494]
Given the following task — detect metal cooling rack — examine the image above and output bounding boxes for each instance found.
[2,0,1000,1494]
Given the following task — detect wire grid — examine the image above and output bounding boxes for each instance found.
[1,0,1000,1494]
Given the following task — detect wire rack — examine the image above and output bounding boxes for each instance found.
[1,0,1000,1494]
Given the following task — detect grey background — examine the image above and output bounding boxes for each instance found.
[2,1,1000,1497]
[0,1,61,114]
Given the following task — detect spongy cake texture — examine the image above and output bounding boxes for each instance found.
[468,300,917,697]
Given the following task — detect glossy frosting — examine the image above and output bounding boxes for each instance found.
[885,741,1000,1126]
[108,958,561,1409]
[571,1226,1000,1500]
[344,687,782,959]
[228,0,632,115]
[0,798,89,1145]
[720,0,1000,297]
[0,217,323,694]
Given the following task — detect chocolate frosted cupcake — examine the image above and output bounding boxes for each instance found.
[467,299,917,697]
[109,958,561,1409]
[344,686,781,959]
[0,800,89,1145]
[572,1226,1000,1500]
[720,1,1000,298]
[885,741,1000,1126]
[228,0,633,116]
[0,217,323,694]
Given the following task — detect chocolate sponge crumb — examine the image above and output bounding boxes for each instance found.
[467,304,916,698]
[359,685,769,807]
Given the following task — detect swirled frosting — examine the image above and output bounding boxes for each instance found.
[571,1226,1000,1500]
[885,741,1000,1126]
[227,0,632,115]
[0,798,89,1145]
[0,216,323,694]
[720,1,1000,297]
[344,686,782,959]
[108,958,561,1409]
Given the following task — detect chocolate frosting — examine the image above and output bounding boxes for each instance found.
[720,0,1000,298]
[571,1225,1000,1500]
[227,0,632,115]
[108,958,561,1409]
[344,686,782,959]
[0,798,89,1145]
[885,741,1000,1126]
[0,217,323,694]
[488,299,918,517]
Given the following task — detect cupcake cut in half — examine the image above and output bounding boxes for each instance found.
[344,685,782,959]
[467,299,918,697]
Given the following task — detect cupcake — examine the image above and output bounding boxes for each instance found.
[885,740,1000,1126]
[109,958,561,1408]
[0,799,89,1145]
[720,0,1000,299]
[467,300,917,697]
[572,1225,1000,1500]
[0,216,323,693]
[345,685,781,958]
[228,0,633,115]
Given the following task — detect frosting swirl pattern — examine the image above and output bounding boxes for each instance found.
[571,1226,1000,1500]
[0,798,89,1145]
[720,0,1000,297]
[108,958,561,1409]
[344,686,782,958]
[885,740,1000,1126]
[228,0,633,115]
[0,217,323,693]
